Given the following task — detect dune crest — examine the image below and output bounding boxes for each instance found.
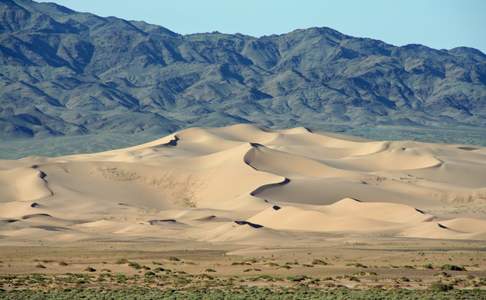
[1,124,486,244]
[247,198,434,234]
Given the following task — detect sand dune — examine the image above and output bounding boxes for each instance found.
[1,124,486,245]
[248,198,434,234]
[0,166,52,202]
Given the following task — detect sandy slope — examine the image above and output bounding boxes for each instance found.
[1,124,486,246]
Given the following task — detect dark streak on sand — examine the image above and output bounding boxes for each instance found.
[438,223,448,229]
[148,219,179,225]
[249,178,290,197]
[22,213,52,220]
[458,146,479,151]
[234,220,264,229]
[415,208,426,214]
[34,167,54,197]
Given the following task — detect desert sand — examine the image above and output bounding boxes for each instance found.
[2,124,486,293]
[1,123,486,246]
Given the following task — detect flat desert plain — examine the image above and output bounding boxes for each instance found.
[1,124,486,296]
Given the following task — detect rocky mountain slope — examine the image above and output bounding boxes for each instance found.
[1,0,485,138]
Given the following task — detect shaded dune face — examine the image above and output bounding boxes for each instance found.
[1,124,486,244]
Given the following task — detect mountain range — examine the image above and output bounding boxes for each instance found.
[1,0,485,139]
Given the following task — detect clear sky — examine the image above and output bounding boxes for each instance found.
[41,0,486,53]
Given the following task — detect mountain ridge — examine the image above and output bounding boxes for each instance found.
[1,0,485,139]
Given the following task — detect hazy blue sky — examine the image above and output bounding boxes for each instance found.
[41,0,486,52]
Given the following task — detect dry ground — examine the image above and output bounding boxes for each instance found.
[1,238,485,292]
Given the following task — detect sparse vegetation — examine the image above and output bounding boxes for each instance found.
[0,269,485,299]
[346,263,368,268]
[312,259,328,265]
[441,264,466,271]
[153,267,165,273]
[243,268,261,272]
[116,258,128,264]
[128,261,142,270]
[144,271,156,277]
[2,287,485,299]
[287,275,310,282]
[232,261,251,266]
[424,263,434,269]
[430,281,454,292]
[115,273,127,283]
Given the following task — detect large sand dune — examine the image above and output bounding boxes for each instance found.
[1,124,486,246]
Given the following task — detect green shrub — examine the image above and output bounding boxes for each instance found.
[423,263,434,269]
[128,261,142,270]
[115,273,127,283]
[430,281,454,291]
[144,271,155,277]
[287,275,309,282]
[441,264,466,271]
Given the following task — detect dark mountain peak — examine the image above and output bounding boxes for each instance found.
[3,0,176,37]
[393,43,453,61]
[129,20,178,37]
[0,0,485,140]
[286,26,344,38]
[12,0,75,16]
[185,30,253,41]
[283,26,345,43]
[398,43,439,54]
[304,26,344,36]
[449,46,486,61]
[450,46,485,55]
